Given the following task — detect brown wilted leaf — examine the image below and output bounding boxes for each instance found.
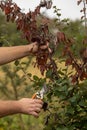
[86,0,87,4]
[71,74,78,84]
[14,3,21,12]
[83,7,86,13]
[80,71,87,80]
[77,0,82,5]
[80,48,87,59]
[35,6,40,14]
[81,16,84,19]
[65,58,72,66]
[56,32,66,43]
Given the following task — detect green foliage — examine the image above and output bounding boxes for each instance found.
[0,11,27,47]
[43,74,87,130]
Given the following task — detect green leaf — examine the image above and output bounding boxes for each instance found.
[46,70,53,78]
[20,62,27,65]
[79,100,87,107]
[27,73,32,77]
[57,127,69,130]
[47,92,53,101]
[66,106,74,115]
[14,60,19,66]
[58,85,67,92]
[33,75,39,81]
[69,96,77,103]
[69,93,80,104]
[57,13,61,17]
[53,6,56,9]
[68,86,73,91]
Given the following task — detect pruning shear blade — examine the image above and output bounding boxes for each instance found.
[39,83,48,99]
[32,83,48,99]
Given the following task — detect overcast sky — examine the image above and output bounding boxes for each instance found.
[13,0,84,20]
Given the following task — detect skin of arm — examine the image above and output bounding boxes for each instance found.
[0,98,43,118]
[0,42,38,65]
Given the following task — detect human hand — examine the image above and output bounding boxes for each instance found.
[29,42,52,54]
[18,98,43,117]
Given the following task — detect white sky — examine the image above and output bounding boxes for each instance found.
[13,0,84,20]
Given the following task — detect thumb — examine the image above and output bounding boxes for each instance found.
[40,42,49,50]
[40,42,52,53]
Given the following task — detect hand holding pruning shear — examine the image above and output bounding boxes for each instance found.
[32,83,48,111]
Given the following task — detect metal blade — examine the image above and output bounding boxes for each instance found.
[39,83,48,99]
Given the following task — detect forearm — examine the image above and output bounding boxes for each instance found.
[0,45,32,65]
[0,42,49,65]
[0,100,20,118]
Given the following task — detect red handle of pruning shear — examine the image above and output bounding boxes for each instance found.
[32,93,37,99]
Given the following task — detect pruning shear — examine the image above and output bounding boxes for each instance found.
[32,83,48,111]
[32,83,48,100]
